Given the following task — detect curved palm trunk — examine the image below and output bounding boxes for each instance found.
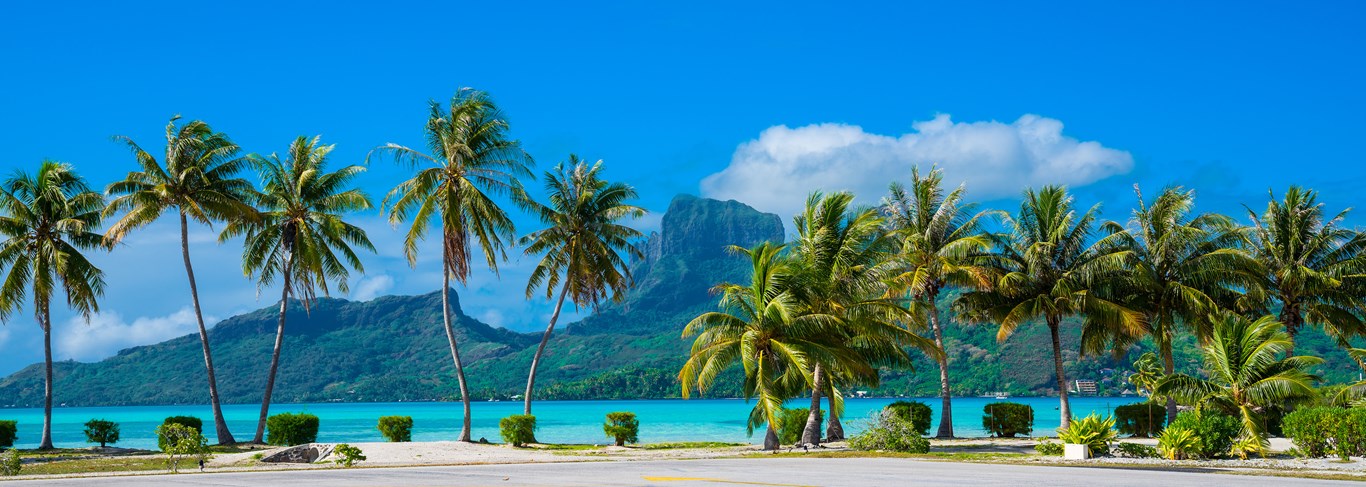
[38,303,53,450]
[800,364,826,445]
[763,424,779,451]
[524,283,570,415]
[1048,316,1072,429]
[442,267,473,442]
[1280,306,1300,357]
[180,212,235,445]
[928,299,954,438]
[1160,338,1177,426]
[824,387,844,441]
[253,261,291,444]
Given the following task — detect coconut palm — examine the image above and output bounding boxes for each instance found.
[1244,187,1366,354]
[0,162,106,450]
[225,136,375,444]
[679,242,829,450]
[520,156,644,415]
[956,186,1142,428]
[1331,348,1366,406]
[1102,185,1258,422]
[881,166,994,438]
[374,88,533,442]
[104,116,255,444]
[1156,312,1321,448]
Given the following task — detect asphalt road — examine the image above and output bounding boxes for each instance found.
[5,458,1358,487]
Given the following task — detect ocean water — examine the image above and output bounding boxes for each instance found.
[0,396,1142,450]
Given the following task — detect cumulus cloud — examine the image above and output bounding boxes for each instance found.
[56,308,210,362]
[350,274,395,302]
[700,114,1134,221]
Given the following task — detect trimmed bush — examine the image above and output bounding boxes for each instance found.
[157,416,202,451]
[1167,411,1238,459]
[500,415,536,447]
[603,412,639,446]
[84,419,120,447]
[1115,442,1160,459]
[1282,407,1340,458]
[333,443,365,467]
[848,413,929,453]
[1057,414,1117,457]
[1114,402,1166,437]
[1034,439,1063,456]
[1157,425,1199,460]
[982,402,1033,438]
[156,423,209,472]
[884,401,932,436]
[266,412,320,446]
[0,421,15,450]
[778,407,822,445]
[0,449,18,476]
[1336,408,1366,459]
[377,416,413,442]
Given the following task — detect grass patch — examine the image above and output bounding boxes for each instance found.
[639,442,746,450]
[20,456,169,475]
[746,450,1030,461]
[535,444,604,451]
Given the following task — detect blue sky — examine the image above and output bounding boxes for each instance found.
[0,1,1363,376]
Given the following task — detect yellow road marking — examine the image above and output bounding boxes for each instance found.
[642,476,816,487]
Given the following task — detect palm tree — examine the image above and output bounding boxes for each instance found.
[0,162,106,449]
[1331,348,1366,406]
[520,156,644,415]
[1102,185,1257,422]
[226,136,375,444]
[374,88,533,442]
[680,242,828,450]
[104,116,255,444]
[957,186,1141,428]
[882,166,994,438]
[1156,312,1321,447]
[1244,187,1366,354]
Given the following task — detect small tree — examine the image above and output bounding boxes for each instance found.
[982,402,1033,438]
[157,417,202,451]
[377,416,413,442]
[156,423,209,473]
[603,412,639,446]
[500,415,536,447]
[0,421,16,450]
[84,419,120,448]
[884,401,933,436]
[266,413,319,446]
[333,443,366,467]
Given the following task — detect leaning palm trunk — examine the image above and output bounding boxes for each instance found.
[929,301,954,438]
[253,254,292,444]
[524,283,570,415]
[763,425,780,451]
[180,212,235,445]
[1160,337,1177,424]
[824,388,844,441]
[800,364,826,445]
[442,265,473,442]
[1048,316,1072,428]
[39,304,53,450]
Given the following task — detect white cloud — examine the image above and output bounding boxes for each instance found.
[477,309,505,328]
[56,308,210,362]
[0,328,9,348]
[700,114,1134,221]
[350,274,395,302]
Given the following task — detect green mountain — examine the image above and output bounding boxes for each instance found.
[0,193,1361,407]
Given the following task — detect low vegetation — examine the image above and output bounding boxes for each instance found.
[603,412,639,446]
[500,415,537,447]
[266,412,319,446]
[982,402,1033,438]
[333,443,365,467]
[1057,414,1118,457]
[848,412,930,453]
[83,419,119,448]
[377,415,413,442]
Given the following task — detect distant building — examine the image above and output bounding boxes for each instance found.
[1073,379,1098,395]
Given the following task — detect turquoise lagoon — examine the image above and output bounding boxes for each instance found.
[1,396,1142,450]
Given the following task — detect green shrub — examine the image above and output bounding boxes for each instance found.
[1157,425,1199,460]
[500,415,536,447]
[84,419,120,447]
[884,401,932,436]
[266,412,320,446]
[1056,414,1117,457]
[1336,408,1366,459]
[155,423,209,472]
[1034,439,1063,456]
[1115,442,1160,459]
[1283,407,1339,458]
[0,421,15,449]
[603,412,639,446]
[848,414,929,453]
[778,407,822,445]
[157,416,202,451]
[1167,411,1238,459]
[0,449,18,476]
[377,416,413,442]
[333,443,365,467]
[982,402,1033,438]
[1113,402,1166,437]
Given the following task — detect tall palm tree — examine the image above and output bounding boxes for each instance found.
[0,162,106,450]
[882,166,994,438]
[1156,312,1321,447]
[680,242,828,451]
[786,192,932,445]
[957,186,1141,428]
[226,136,375,444]
[104,116,255,444]
[520,156,644,415]
[1102,185,1257,422]
[1244,187,1366,354]
[374,88,533,442]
